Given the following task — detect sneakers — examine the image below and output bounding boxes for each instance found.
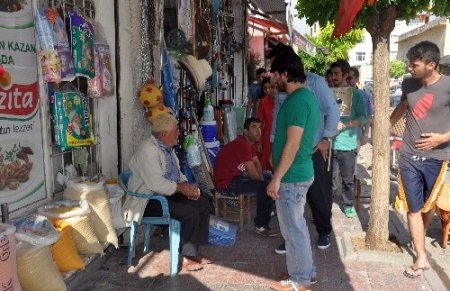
[275,242,286,255]
[254,226,278,237]
[317,234,331,249]
[344,206,357,218]
[270,279,311,291]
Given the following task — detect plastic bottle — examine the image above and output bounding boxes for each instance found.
[184,135,202,167]
[202,97,214,121]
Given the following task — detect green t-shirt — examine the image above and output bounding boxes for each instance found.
[333,88,367,151]
[272,87,320,183]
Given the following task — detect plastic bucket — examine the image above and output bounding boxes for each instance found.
[200,120,217,142]
[205,140,220,167]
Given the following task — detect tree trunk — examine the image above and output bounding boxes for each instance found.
[365,6,396,250]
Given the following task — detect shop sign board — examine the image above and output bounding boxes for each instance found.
[0,2,47,212]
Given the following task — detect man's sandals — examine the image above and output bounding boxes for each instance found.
[403,265,430,279]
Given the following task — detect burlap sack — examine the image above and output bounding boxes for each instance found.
[58,215,103,255]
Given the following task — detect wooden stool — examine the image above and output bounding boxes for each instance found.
[214,190,255,230]
[437,184,450,248]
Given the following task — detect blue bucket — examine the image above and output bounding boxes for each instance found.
[200,120,217,142]
[205,140,220,167]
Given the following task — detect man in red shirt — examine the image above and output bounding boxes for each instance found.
[214,118,276,237]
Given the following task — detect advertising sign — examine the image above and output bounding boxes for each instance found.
[0,2,47,211]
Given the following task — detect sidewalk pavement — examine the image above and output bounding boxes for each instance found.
[68,143,448,291]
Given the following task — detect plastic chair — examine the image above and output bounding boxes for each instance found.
[118,170,181,276]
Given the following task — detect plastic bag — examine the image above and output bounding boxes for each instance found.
[53,91,95,150]
[69,10,95,78]
[208,215,237,247]
[38,199,90,219]
[11,214,59,246]
[88,44,113,97]
[0,224,21,291]
[106,183,126,229]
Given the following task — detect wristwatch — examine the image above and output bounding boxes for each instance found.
[322,137,332,142]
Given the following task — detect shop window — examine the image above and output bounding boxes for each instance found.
[44,0,100,195]
[356,52,366,62]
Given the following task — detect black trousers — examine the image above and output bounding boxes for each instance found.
[143,193,210,257]
[227,172,272,228]
[307,150,333,236]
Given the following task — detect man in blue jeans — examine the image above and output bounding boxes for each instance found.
[268,44,340,252]
[267,49,320,291]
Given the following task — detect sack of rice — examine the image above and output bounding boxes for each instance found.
[53,216,103,255]
[17,242,66,291]
[64,180,118,247]
[50,221,85,272]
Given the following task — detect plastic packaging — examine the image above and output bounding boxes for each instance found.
[199,120,217,142]
[205,140,220,167]
[105,182,126,229]
[69,10,95,78]
[202,97,214,121]
[38,199,90,219]
[53,91,95,150]
[184,135,202,167]
[11,214,59,246]
[0,224,21,291]
[208,215,237,246]
[88,44,113,97]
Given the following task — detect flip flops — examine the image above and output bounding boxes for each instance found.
[403,265,430,279]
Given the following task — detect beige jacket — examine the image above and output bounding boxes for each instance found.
[122,135,186,224]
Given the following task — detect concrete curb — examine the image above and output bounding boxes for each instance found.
[339,231,448,290]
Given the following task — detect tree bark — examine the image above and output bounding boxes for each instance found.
[365,6,396,250]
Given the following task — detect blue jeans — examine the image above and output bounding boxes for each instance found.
[276,178,316,286]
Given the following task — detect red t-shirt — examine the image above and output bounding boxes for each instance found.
[213,135,255,189]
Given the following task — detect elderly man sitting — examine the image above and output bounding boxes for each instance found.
[123,113,211,271]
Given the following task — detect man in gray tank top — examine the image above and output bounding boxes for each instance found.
[390,41,450,279]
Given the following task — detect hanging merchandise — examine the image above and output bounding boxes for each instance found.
[139,83,163,108]
[38,49,61,83]
[202,97,214,122]
[183,135,202,167]
[161,45,177,113]
[178,55,212,93]
[35,8,56,51]
[88,44,113,97]
[52,91,95,150]
[69,10,95,78]
[147,104,171,124]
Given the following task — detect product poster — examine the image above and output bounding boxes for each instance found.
[0,2,47,211]
[330,87,353,117]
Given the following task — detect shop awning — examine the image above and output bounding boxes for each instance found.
[247,15,289,43]
[247,0,287,26]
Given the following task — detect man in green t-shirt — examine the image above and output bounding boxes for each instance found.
[329,60,367,218]
[267,51,320,290]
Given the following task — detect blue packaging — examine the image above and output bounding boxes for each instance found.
[208,215,237,247]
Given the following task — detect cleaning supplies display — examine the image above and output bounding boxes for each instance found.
[202,97,214,121]
[184,135,201,167]
[205,140,220,167]
[199,120,217,142]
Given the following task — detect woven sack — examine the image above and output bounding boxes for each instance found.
[50,221,85,272]
[17,244,66,291]
[64,180,118,247]
[54,216,103,255]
